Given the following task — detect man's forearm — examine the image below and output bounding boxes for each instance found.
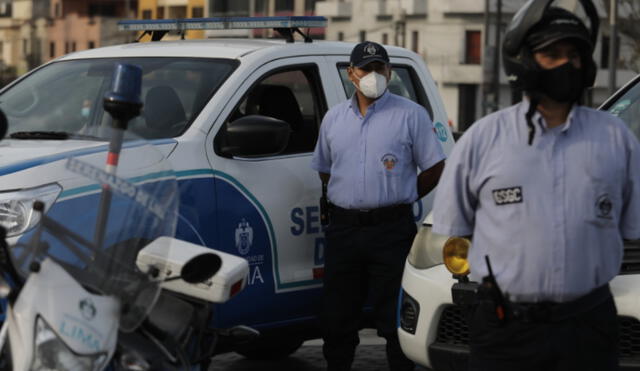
[417,160,445,199]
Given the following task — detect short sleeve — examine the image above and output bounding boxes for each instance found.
[412,108,446,172]
[432,130,478,236]
[620,130,640,239]
[311,112,333,173]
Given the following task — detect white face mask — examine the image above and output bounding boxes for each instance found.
[353,71,388,99]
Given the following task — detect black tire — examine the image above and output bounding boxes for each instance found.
[234,338,304,360]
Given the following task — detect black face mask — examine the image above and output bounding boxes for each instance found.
[538,62,584,103]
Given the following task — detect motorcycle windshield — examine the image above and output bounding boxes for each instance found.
[8,128,178,332]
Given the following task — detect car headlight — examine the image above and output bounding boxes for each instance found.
[31,316,107,371]
[443,237,471,276]
[0,184,61,237]
[406,224,449,269]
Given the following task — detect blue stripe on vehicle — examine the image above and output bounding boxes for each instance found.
[0,138,176,176]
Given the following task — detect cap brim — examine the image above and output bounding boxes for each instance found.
[531,30,592,51]
[353,56,389,68]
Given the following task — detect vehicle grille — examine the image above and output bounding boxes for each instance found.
[435,305,469,346]
[434,306,640,361]
[621,241,640,275]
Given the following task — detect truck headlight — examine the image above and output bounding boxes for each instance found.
[0,184,61,237]
[443,237,471,276]
[31,316,107,371]
[407,224,449,269]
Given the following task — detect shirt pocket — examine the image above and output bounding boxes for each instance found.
[584,179,620,229]
[583,145,623,229]
[377,141,411,178]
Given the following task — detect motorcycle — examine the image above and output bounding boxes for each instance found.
[0,63,256,370]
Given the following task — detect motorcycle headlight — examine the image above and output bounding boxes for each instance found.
[31,316,107,371]
[0,184,61,237]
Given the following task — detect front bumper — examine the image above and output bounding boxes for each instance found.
[399,263,640,371]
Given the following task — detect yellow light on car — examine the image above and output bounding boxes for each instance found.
[443,237,471,276]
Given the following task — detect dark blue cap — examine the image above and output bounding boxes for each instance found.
[105,63,142,106]
[350,41,389,68]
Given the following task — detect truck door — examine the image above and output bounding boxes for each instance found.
[207,57,336,327]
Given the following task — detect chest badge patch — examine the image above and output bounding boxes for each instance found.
[492,186,523,205]
[381,153,398,170]
[596,194,613,219]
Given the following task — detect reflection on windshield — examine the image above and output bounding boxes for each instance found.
[0,57,237,140]
[608,80,640,139]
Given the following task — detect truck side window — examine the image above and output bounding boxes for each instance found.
[337,64,434,120]
[223,65,326,156]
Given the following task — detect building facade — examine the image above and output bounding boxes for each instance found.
[316,0,637,130]
[138,0,206,39]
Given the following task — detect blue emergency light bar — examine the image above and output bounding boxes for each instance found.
[118,16,327,32]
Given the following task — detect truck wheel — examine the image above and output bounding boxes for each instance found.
[234,338,304,360]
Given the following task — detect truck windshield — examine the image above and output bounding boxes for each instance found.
[0,57,237,140]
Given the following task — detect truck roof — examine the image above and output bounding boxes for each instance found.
[58,39,419,62]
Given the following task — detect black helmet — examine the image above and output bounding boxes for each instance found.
[502,0,599,95]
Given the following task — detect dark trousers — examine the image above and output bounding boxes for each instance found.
[321,215,416,371]
[468,293,619,371]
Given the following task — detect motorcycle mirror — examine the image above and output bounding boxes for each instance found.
[180,253,222,284]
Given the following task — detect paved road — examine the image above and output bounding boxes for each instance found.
[210,330,431,371]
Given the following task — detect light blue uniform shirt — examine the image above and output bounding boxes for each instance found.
[433,100,640,302]
[311,91,445,210]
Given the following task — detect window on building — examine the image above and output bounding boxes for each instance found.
[88,41,95,49]
[212,0,249,16]
[0,42,4,56]
[601,36,620,69]
[23,39,28,55]
[305,0,317,12]
[255,0,267,14]
[0,2,11,17]
[458,84,478,130]
[142,9,152,19]
[169,6,187,18]
[72,42,76,52]
[157,7,164,19]
[382,33,388,45]
[49,42,55,58]
[337,32,344,41]
[55,3,61,18]
[359,30,366,43]
[218,65,327,156]
[65,42,69,54]
[89,3,116,17]
[411,31,419,53]
[275,0,294,12]
[192,7,204,18]
[465,30,482,64]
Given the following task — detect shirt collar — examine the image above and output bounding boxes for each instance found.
[349,90,391,116]
[521,97,579,133]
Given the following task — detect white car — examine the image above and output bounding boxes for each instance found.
[398,75,640,371]
[0,16,455,358]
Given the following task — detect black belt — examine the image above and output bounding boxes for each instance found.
[329,203,412,226]
[510,284,612,323]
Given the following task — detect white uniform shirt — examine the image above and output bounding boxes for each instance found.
[433,100,640,302]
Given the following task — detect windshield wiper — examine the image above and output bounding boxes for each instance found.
[9,131,103,140]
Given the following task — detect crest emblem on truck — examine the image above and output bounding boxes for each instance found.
[235,219,253,255]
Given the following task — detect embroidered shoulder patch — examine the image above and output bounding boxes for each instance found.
[492,187,523,205]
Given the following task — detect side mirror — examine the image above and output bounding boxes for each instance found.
[221,115,291,157]
[180,253,222,284]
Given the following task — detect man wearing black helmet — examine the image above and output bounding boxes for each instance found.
[432,1,640,370]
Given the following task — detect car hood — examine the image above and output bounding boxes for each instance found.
[0,139,177,189]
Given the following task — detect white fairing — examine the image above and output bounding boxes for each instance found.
[136,237,250,303]
[7,258,119,371]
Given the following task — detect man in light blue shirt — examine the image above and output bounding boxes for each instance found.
[311,41,445,371]
[433,3,640,371]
